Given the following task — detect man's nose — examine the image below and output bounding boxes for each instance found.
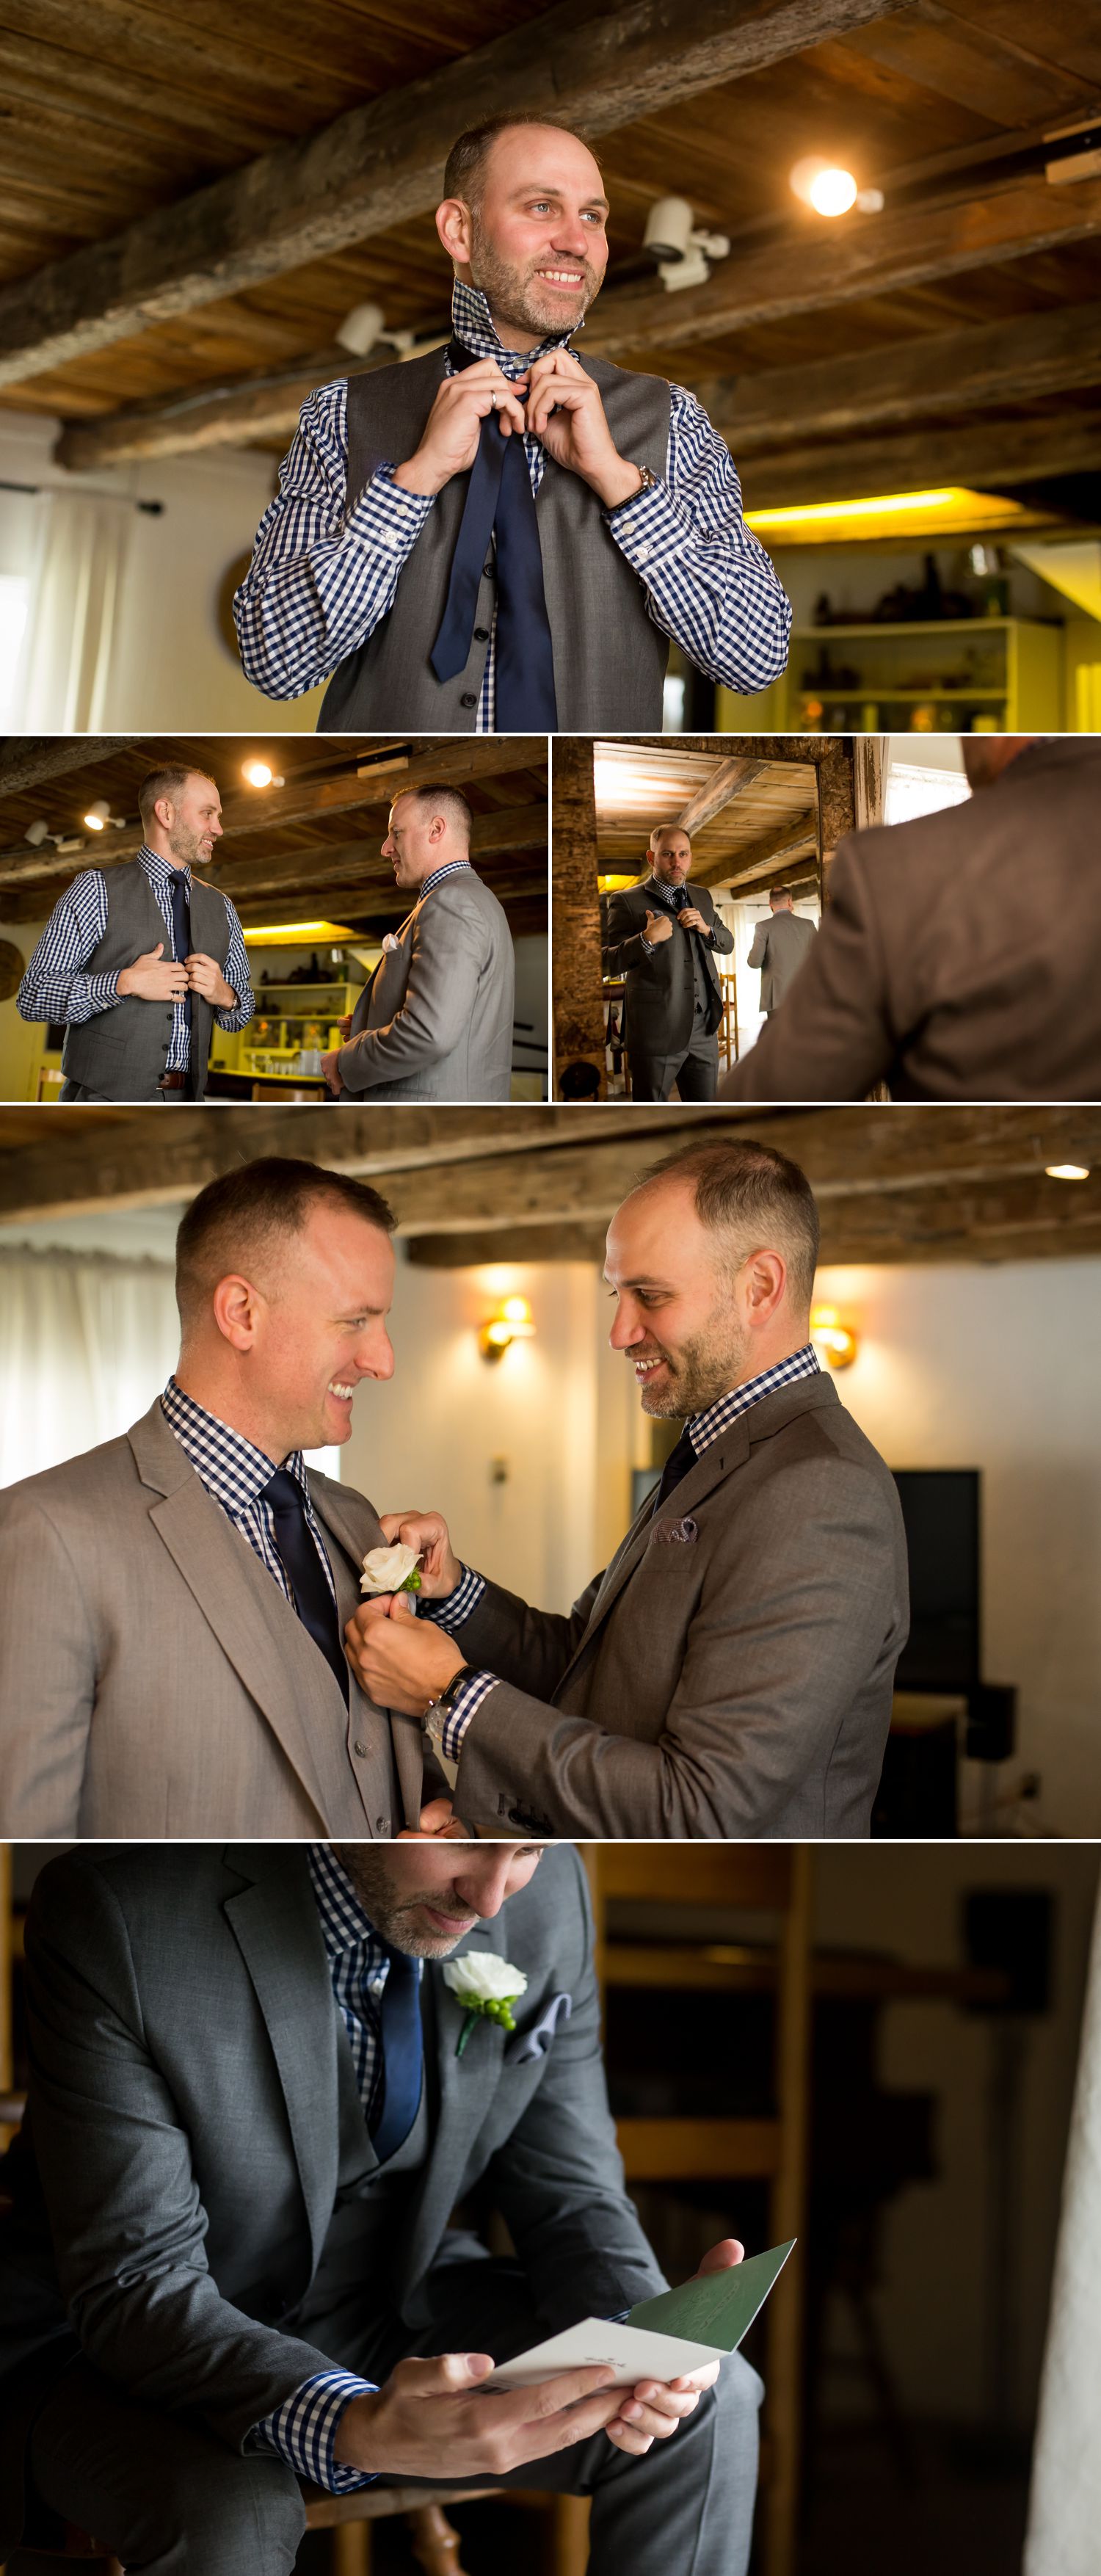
[608,1300,644,1351]
[548,222,589,261]
[454,1854,515,1918]
[358,1323,395,1380]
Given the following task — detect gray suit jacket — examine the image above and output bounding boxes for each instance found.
[602,880,734,1056]
[338,869,515,1101]
[450,1375,908,1840]
[722,738,1101,1101]
[0,1840,663,2547]
[0,1401,427,1837]
[746,912,816,1014]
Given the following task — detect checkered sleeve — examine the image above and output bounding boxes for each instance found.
[246,2371,379,2492]
[215,900,255,1031]
[429,1669,502,1766]
[233,380,435,699]
[425,1565,487,1633]
[16,874,123,1025]
[605,385,792,693]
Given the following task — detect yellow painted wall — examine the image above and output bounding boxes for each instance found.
[0,915,48,1101]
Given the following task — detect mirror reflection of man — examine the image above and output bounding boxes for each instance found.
[0,1840,763,2576]
[746,888,817,1020]
[17,766,252,1102]
[321,783,515,1103]
[233,116,791,733]
[601,825,735,1101]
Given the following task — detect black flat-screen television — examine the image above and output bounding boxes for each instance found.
[891,1467,981,1695]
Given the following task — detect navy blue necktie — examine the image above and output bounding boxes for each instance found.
[431,342,558,729]
[371,1947,424,2162]
[166,869,192,1045]
[259,1467,349,1708]
[653,1424,697,1511]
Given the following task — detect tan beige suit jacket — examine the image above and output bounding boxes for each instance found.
[0,1401,425,1837]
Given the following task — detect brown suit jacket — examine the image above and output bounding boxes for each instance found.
[720,739,1101,1101]
[448,1374,909,1840]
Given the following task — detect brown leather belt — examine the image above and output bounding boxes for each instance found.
[158,1071,186,1091]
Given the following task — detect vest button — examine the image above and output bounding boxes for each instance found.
[482,559,495,578]
[459,691,477,708]
[473,625,489,643]
[376,1816,388,1834]
[354,1740,368,1757]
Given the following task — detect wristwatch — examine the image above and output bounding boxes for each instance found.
[426,1662,474,1725]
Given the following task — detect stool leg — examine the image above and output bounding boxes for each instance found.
[406,2503,470,2576]
[331,2522,371,2576]
[550,2495,590,2576]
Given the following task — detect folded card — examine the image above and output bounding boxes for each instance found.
[483,2242,795,2391]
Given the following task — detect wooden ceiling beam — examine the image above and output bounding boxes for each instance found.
[743,405,1101,511]
[0,737,142,797]
[583,175,1101,358]
[676,758,766,836]
[696,297,1101,454]
[0,0,904,391]
[692,815,818,889]
[404,1189,1101,1269]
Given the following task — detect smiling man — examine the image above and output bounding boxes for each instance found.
[17,765,253,1101]
[0,1157,441,1838]
[345,1137,909,1840]
[233,115,791,730]
[0,1840,762,2576]
[602,823,735,1102]
[320,782,515,1101]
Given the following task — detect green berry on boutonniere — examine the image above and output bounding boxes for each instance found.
[443,1953,528,2057]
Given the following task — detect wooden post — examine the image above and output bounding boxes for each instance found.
[552,738,607,1098]
[816,740,857,907]
[766,1845,815,2576]
[854,736,887,834]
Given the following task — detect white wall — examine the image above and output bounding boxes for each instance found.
[0,412,324,731]
[815,1258,1101,1837]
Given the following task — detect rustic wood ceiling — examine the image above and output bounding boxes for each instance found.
[1,1102,1099,1266]
[0,734,549,935]
[586,737,821,893]
[1,1,1099,511]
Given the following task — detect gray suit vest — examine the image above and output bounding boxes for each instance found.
[291,2019,430,2338]
[319,348,671,732]
[60,862,230,1101]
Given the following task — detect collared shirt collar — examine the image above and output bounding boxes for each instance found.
[420,859,473,900]
[687,1343,821,1460]
[451,275,582,378]
[139,841,189,889]
[308,1842,381,1960]
[160,1375,310,1513]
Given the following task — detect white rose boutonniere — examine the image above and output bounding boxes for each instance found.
[443,1953,528,2057]
[360,1543,422,1597]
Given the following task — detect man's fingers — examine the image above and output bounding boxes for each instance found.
[520,2366,618,2423]
[697,2238,744,2276]
[385,1592,415,1619]
[395,2351,495,2399]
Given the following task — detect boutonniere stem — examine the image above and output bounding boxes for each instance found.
[443,1953,528,2058]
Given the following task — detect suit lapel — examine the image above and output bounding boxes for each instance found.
[222,1849,339,2274]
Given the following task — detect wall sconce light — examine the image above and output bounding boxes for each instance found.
[479,1296,535,1363]
[810,1304,859,1369]
[1045,1163,1090,1180]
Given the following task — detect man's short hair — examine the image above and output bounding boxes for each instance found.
[137,766,214,830]
[443,115,600,208]
[636,1139,820,1308]
[175,1158,396,1327]
[650,823,691,850]
[768,887,792,904]
[393,783,473,846]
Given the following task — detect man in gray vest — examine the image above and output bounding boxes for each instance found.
[17,764,252,1101]
[322,783,515,1102]
[0,1840,762,2576]
[602,824,734,1101]
[233,116,791,733]
[746,890,817,1018]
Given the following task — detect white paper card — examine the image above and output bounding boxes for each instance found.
[484,2317,723,2390]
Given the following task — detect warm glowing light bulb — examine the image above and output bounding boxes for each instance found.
[243,759,273,788]
[808,166,857,217]
[83,810,106,830]
[1045,1164,1090,1181]
[503,1296,532,1324]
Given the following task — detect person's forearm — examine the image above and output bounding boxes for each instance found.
[447,1572,594,1704]
[453,1686,731,1838]
[606,388,791,692]
[214,920,255,1031]
[18,965,123,1025]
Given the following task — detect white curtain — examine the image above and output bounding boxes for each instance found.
[0,1248,178,1487]
[10,490,128,733]
[1024,1882,1101,2574]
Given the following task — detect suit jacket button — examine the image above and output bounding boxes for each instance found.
[354,1739,368,1757]
[460,691,477,708]
[376,1816,388,1834]
[473,626,489,642]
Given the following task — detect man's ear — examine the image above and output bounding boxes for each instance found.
[436,197,473,270]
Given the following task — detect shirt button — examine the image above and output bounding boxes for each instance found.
[637,544,652,562]
[473,625,489,643]
[460,691,477,708]
[354,1739,368,1757]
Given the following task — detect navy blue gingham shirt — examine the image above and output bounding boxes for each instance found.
[233,279,791,725]
[426,1346,821,1766]
[159,1377,339,1615]
[18,846,252,1072]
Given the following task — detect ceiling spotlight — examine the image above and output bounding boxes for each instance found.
[83,797,111,830]
[242,759,283,788]
[810,166,857,217]
[789,156,878,218]
[1045,1164,1091,1181]
[643,195,730,293]
[23,818,51,846]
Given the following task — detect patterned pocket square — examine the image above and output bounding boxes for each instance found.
[504,1992,573,2064]
[649,1514,698,1545]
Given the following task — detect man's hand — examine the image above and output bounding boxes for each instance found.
[523,352,642,508]
[642,909,673,946]
[394,361,528,497]
[677,907,708,935]
[335,2352,625,2480]
[344,1595,465,1716]
[186,952,236,1009]
[399,1799,473,1840]
[377,1509,462,1600]
[320,1048,343,1095]
[335,1012,354,1042]
[116,943,189,1003]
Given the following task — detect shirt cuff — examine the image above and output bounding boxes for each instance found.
[247,2370,379,2492]
[604,476,691,576]
[426,1566,486,1633]
[427,1669,500,1766]
[346,463,435,565]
